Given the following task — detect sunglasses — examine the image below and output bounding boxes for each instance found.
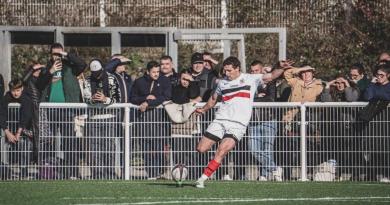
[376,73,386,78]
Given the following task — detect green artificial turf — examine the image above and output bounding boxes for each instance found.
[0,181,389,205]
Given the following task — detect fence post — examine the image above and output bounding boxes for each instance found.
[124,106,130,180]
[300,104,308,181]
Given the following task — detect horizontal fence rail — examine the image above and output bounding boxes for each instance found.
[1,102,389,182]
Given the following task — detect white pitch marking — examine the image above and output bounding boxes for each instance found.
[73,196,390,205]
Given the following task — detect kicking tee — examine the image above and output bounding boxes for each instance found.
[214,73,263,126]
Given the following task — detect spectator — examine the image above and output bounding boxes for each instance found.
[171,69,201,104]
[36,43,86,179]
[361,63,390,182]
[364,63,390,102]
[284,65,324,103]
[160,55,179,87]
[321,74,359,178]
[0,79,33,144]
[130,61,171,179]
[247,60,280,181]
[378,52,390,64]
[83,59,120,104]
[37,43,86,103]
[283,64,324,121]
[274,60,292,102]
[83,59,121,179]
[131,61,172,111]
[348,63,370,100]
[321,75,359,102]
[22,63,45,163]
[283,63,324,179]
[203,51,221,77]
[169,69,201,179]
[105,54,133,103]
[189,52,217,102]
[0,79,33,179]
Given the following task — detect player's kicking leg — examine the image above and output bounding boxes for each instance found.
[195,137,237,188]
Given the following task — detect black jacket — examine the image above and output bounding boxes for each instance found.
[252,81,277,122]
[172,82,200,104]
[105,58,133,103]
[130,74,172,107]
[191,69,217,102]
[0,91,33,131]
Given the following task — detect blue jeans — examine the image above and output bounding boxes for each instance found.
[248,121,277,177]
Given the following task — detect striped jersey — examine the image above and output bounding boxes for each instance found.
[215,73,264,126]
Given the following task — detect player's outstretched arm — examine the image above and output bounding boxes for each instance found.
[195,92,218,115]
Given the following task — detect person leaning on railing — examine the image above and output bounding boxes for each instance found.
[81,59,121,179]
[359,61,390,182]
[0,79,34,179]
[130,60,172,179]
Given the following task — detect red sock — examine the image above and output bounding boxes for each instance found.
[203,159,221,177]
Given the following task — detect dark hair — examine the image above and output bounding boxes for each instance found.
[375,62,390,75]
[222,56,241,69]
[349,63,365,74]
[146,61,160,71]
[160,55,173,62]
[9,79,23,90]
[50,43,64,53]
[179,69,191,75]
[203,51,211,56]
[250,60,263,67]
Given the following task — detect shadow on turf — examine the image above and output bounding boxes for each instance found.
[147,182,195,188]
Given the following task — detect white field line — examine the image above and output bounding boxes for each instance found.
[72,196,390,205]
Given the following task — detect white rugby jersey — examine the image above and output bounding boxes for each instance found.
[215,73,264,126]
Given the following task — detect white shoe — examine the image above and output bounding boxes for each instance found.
[195,179,205,188]
[379,177,390,183]
[272,167,283,181]
[258,176,268,181]
[223,174,233,181]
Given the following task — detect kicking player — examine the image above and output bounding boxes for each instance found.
[195,56,288,188]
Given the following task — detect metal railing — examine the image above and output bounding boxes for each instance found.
[1,102,389,182]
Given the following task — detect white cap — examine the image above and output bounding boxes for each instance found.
[90,60,102,72]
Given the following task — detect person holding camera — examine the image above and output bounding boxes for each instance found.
[37,43,86,103]
[82,59,121,179]
[36,43,86,179]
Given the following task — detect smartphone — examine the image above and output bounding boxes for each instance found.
[96,88,103,94]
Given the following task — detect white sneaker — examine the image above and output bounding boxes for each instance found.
[272,167,283,181]
[379,177,390,183]
[223,174,233,181]
[195,179,205,188]
[258,176,268,181]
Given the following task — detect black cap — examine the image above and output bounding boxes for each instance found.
[191,52,204,64]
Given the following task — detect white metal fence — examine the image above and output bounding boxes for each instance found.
[1,102,389,182]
